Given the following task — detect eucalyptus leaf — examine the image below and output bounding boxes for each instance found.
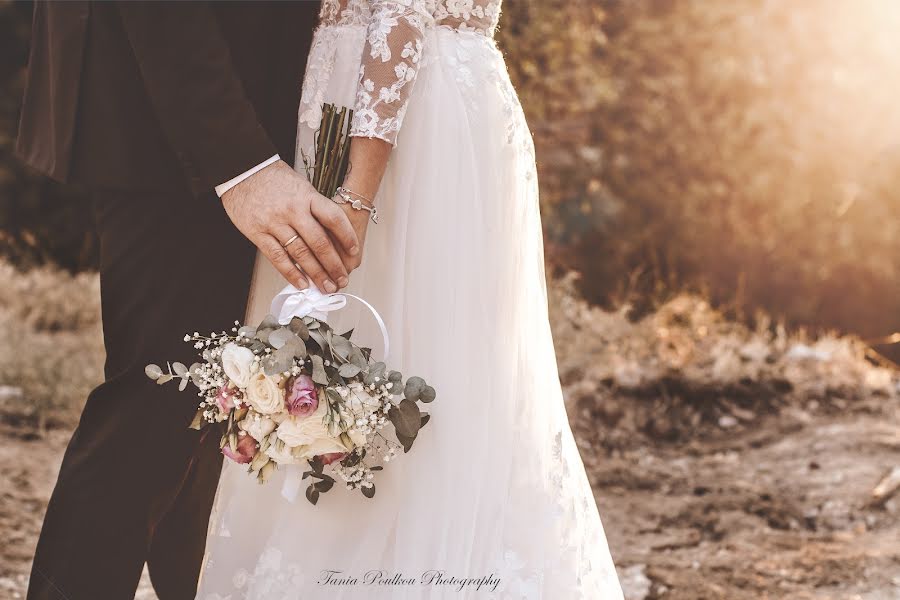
[306,485,320,505]
[420,413,431,428]
[404,376,426,401]
[308,329,327,353]
[238,325,257,338]
[288,317,309,340]
[283,336,307,360]
[268,327,294,350]
[256,314,280,331]
[338,363,361,378]
[349,347,368,369]
[308,455,324,474]
[144,364,163,380]
[331,334,352,360]
[263,346,295,376]
[255,316,280,343]
[178,378,189,392]
[314,478,335,493]
[364,362,386,385]
[310,355,329,385]
[172,362,188,377]
[388,399,421,439]
[361,484,376,498]
[395,431,416,453]
[156,374,174,385]
[419,385,436,403]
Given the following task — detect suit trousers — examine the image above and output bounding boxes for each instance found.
[27,186,257,600]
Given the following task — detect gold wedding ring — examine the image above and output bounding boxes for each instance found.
[283,233,300,249]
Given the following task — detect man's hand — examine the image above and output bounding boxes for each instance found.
[221,160,359,292]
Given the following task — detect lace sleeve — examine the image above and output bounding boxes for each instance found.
[350,0,428,146]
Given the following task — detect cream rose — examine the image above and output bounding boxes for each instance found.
[245,372,284,415]
[275,402,346,457]
[239,414,277,441]
[221,343,256,388]
[265,443,299,465]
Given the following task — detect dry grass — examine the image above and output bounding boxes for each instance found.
[0,261,104,429]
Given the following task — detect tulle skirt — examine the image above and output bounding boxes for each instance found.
[197,24,623,600]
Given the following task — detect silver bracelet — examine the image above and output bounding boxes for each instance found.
[333,186,379,224]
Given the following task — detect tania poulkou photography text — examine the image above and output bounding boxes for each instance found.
[2,1,900,599]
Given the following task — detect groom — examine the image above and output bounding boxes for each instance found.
[16,2,359,599]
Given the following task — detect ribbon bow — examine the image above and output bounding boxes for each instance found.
[270,284,390,361]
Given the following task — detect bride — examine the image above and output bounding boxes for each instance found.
[198,1,623,598]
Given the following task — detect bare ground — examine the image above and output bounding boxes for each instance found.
[1,398,898,600]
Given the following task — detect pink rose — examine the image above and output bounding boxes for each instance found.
[318,452,347,465]
[215,385,239,413]
[222,433,257,464]
[285,375,318,417]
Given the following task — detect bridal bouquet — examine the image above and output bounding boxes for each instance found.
[145,103,435,504]
[146,306,435,503]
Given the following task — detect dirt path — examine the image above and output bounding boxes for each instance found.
[1,402,898,599]
[590,404,900,599]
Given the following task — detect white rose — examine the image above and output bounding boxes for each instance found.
[239,415,276,441]
[276,402,346,456]
[346,382,382,413]
[221,343,256,389]
[245,372,285,415]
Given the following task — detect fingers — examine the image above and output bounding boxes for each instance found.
[311,195,360,257]
[259,234,309,290]
[277,222,348,293]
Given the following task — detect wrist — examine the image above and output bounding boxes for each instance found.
[340,178,379,205]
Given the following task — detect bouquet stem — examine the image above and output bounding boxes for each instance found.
[309,103,354,198]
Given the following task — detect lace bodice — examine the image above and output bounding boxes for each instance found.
[319,0,502,145]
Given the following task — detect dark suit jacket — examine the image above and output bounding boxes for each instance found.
[16,1,320,196]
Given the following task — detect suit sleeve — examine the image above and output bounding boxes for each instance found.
[115,1,277,195]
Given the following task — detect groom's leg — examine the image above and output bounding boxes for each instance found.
[145,423,224,598]
[27,187,256,600]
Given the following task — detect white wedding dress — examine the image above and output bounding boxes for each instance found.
[197,1,623,598]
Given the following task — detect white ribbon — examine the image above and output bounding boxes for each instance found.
[270,283,391,503]
[270,283,390,360]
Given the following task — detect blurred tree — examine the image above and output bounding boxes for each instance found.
[5,0,900,344]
